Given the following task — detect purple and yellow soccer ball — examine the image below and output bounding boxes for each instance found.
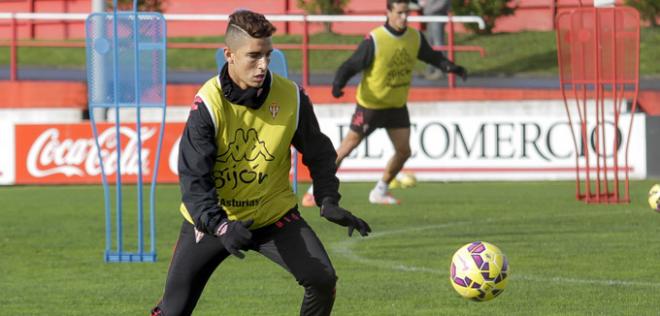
[450,241,509,302]
[649,184,660,211]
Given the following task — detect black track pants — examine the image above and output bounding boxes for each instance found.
[153,210,337,316]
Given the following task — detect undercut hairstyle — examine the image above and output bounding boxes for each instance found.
[225,10,277,48]
[387,0,410,10]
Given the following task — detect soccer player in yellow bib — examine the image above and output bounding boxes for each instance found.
[302,0,467,206]
[151,10,371,316]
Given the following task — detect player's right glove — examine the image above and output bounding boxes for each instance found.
[331,84,344,98]
[215,218,254,259]
[320,198,371,237]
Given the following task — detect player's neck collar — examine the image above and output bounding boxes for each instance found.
[219,63,271,110]
[384,20,407,36]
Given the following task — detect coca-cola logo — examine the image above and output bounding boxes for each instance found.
[27,126,156,178]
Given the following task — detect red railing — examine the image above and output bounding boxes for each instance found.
[0,13,486,88]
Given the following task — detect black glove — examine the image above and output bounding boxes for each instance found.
[331,85,344,98]
[447,64,468,82]
[215,219,254,259]
[320,198,371,237]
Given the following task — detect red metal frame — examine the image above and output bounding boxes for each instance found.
[302,14,309,88]
[10,17,17,81]
[447,13,455,88]
[556,6,640,204]
[28,0,34,39]
[0,15,485,85]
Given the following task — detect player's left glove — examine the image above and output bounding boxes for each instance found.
[447,64,468,82]
[320,198,371,237]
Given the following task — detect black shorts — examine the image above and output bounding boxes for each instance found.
[349,104,411,136]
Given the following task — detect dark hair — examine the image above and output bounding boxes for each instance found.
[387,0,410,10]
[226,10,276,38]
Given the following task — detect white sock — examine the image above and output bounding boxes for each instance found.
[375,180,388,193]
[306,185,314,195]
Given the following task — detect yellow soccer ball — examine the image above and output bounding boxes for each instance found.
[389,179,402,189]
[649,184,660,211]
[400,173,417,188]
[450,241,509,302]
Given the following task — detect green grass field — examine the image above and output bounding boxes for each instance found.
[1,180,660,315]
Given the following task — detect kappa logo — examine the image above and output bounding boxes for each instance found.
[217,128,274,163]
[352,111,364,127]
[215,128,274,189]
[384,48,414,88]
[390,48,413,67]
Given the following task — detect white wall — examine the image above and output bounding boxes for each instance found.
[0,121,15,185]
[0,100,648,184]
[314,100,646,181]
[0,109,82,123]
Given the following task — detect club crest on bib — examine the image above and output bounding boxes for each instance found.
[269,103,279,119]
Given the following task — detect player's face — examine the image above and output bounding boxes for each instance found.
[226,36,273,89]
[387,2,410,31]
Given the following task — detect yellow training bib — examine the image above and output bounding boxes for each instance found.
[180,73,299,229]
[356,26,420,109]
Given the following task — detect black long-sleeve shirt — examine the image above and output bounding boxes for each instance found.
[178,64,340,235]
[333,22,456,92]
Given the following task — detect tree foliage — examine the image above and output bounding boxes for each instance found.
[625,0,659,27]
[450,0,517,34]
[296,0,350,15]
[296,0,351,33]
[106,0,166,12]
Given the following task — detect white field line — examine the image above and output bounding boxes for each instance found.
[330,215,660,289]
